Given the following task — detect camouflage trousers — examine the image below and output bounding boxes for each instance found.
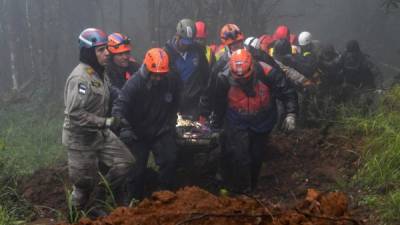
[67,129,135,209]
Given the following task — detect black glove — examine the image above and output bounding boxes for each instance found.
[119,128,138,146]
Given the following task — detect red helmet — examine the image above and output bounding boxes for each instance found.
[107,33,132,54]
[229,49,253,80]
[143,48,169,73]
[259,34,273,52]
[220,24,244,46]
[195,21,207,39]
[273,25,290,40]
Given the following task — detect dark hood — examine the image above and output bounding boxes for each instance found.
[79,47,105,78]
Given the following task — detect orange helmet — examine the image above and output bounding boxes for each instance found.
[107,32,132,54]
[229,49,253,80]
[220,24,244,46]
[195,21,207,39]
[143,48,169,73]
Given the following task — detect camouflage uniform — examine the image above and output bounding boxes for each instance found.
[62,63,135,208]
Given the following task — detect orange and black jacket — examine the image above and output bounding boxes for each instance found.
[210,61,298,132]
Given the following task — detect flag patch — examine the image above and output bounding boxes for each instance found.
[78,83,87,95]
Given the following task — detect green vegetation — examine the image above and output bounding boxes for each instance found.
[345,86,400,224]
[0,101,65,223]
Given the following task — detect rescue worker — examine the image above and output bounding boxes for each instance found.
[342,40,382,90]
[202,24,245,119]
[259,34,274,53]
[112,48,181,200]
[269,25,300,56]
[106,32,140,90]
[316,44,345,119]
[318,43,344,93]
[273,38,317,127]
[62,28,135,216]
[273,38,314,87]
[341,40,383,110]
[214,23,245,67]
[195,21,216,68]
[106,32,140,117]
[297,31,321,60]
[164,18,210,120]
[207,49,298,192]
[244,37,280,69]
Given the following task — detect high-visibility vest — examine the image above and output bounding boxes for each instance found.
[269,45,299,56]
[215,47,226,62]
[205,46,212,64]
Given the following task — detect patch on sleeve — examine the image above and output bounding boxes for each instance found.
[91,80,101,88]
[85,67,95,76]
[78,83,87,95]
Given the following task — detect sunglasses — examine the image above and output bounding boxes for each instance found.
[222,30,242,40]
[112,38,131,49]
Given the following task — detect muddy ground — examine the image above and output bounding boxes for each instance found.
[21,128,376,225]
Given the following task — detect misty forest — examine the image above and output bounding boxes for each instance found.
[0,0,400,224]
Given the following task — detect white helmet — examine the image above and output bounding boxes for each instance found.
[244,37,260,50]
[298,31,312,46]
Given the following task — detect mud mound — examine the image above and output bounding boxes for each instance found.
[20,164,69,217]
[63,186,360,225]
[259,128,362,199]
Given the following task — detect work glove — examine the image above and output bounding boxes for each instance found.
[282,113,296,132]
[104,117,129,130]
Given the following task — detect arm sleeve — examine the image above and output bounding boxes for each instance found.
[112,77,137,121]
[64,77,106,130]
[199,58,228,117]
[258,65,299,116]
[170,73,183,126]
[276,60,307,87]
[212,74,230,127]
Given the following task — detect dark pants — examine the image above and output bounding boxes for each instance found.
[220,125,268,192]
[122,130,178,200]
[68,130,135,209]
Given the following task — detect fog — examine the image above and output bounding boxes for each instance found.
[0,0,398,100]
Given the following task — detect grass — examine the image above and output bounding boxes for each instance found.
[343,86,400,224]
[0,102,65,177]
[0,100,65,223]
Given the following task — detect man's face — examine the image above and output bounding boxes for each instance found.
[177,37,192,52]
[113,51,130,68]
[229,41,244,52]
[95,45,109,66]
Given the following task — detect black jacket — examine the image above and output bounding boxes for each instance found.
[164,39,210,119]
[112,67,182,140]
[106,60,140,116]
[106,60,140,90]
[342,51,381,89]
